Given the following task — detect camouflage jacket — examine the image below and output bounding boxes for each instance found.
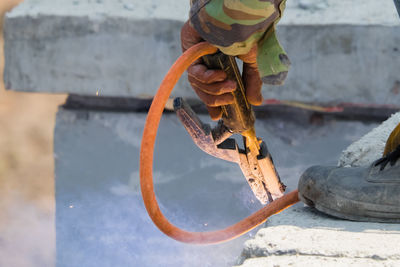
[189,0,290,85]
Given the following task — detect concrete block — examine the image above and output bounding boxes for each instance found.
[237,256,400,267]
[54,109,254,267]
[4,0,191,98]
[53,107,378,266]
[237,111,400,267]
[339,112,400,167]
[236,206,400,267]
[4,0,400,104]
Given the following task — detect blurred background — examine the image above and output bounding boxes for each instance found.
[0,1,64,266]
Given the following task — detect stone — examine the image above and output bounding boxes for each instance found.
[54,109,254,267]
[339,112,400,167]
[4,0,400,104]
[235,206,400,267]
[53,106,378,266]
[236,110,400,267]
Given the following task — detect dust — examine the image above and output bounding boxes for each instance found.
[0,1,66,266]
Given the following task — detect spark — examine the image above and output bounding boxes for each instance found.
[69,205,74,209]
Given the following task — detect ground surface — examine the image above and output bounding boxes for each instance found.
[236,206,400,267]
[53,108,379,267]
[0,1,66,266]
[235,112,400,267]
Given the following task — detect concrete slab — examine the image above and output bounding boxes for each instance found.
[339,112,400,167]
[4,0,400,104]
[236,112,400,267]
[237,256,400,267]
[284,0,399,26]
[236,206,400,267]
[54,108,377,266]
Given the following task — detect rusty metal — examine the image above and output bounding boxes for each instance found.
[174,97,285,204]
[173,51,286,204]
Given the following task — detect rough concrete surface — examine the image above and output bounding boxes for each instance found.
[54,108,377,267]
[4,0,400,104]
[339,112,400,167]
[237,256,400,267]
[236,206,400,267]
[284,0,399,25]
[236,112,400,267]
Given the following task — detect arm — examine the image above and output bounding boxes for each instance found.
[189,0,290,83]
[189,0,284,54]
[182,0,290,119]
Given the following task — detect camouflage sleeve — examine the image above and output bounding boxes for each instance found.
[189,0,290,85]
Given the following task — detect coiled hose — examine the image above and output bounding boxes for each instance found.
[140,42,300,244]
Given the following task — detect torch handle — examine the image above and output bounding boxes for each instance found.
[202,52,256,134]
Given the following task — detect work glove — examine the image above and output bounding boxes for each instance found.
[181,21,263,121]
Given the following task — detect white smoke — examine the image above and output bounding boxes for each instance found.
[0,193,55,267]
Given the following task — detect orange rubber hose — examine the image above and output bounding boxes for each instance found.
[140,42,300,244]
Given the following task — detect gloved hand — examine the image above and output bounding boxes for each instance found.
[181,21,263,120]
